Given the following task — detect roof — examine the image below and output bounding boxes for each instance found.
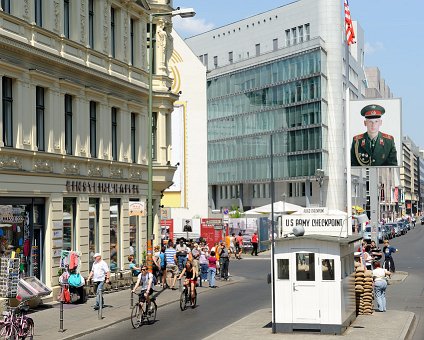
[275,234,362,245]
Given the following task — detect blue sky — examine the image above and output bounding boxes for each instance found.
[173,0,424,149]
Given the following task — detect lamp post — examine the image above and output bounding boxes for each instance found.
[315,169,325,207]
[147,7,195,244]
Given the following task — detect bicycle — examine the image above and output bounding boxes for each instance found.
[130,290,157,328]
[0,301,34,339]
[179,279,197,311]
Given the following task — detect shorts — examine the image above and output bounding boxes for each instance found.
[139,288,154,302]
[229,246,236,253]
[166,264,178,277]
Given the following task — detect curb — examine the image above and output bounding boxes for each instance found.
[61,278,241,340]
[398,312,416,340]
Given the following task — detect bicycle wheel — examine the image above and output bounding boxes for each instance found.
[192,289,197,308]
[130,304,142,329]
[145,301,157,324]
[179,289,187,311]
[2,324,18,340]
[22,317,34,340]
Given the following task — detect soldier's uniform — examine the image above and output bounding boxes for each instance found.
[350,104,398,167]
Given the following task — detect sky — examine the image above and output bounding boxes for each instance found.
[173,0,424,150]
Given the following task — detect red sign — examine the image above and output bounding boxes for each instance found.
[160,219,174,244]
[200,218,226,249]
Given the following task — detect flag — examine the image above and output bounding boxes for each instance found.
[344,0,356,45]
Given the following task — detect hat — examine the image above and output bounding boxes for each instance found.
[361,104,385,119]
[93,252,101,258]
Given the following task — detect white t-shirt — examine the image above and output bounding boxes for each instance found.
[91,259,110,282]
[372,267,387,282]
[138,272,153,290]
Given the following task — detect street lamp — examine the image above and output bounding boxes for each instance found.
[315,169,325,207]
[147,7,195,244]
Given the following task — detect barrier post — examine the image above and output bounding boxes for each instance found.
[98,287,103,320]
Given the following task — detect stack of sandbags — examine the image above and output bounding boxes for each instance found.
[362,270,374,315]
[354,265,365,315]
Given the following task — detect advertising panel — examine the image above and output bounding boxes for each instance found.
[350,98,402,167]
[282,213,348,237]
[160,219,174,245]
[200,218,225,249]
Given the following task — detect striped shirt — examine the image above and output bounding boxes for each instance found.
[165,247,177,265]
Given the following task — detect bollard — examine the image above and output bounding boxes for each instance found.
[98,287,103,320]
[59,300,64,332]
[130,282,134,308]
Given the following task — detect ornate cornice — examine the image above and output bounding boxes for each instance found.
[110,167,123,179]
[33,158,53,173]
[0,156,22,170]
[63,162,80,175]
[88,164,103,177]
[129,168,142,180]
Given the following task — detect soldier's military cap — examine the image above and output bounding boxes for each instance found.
[360,104,385,119]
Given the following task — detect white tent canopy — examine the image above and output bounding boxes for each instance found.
[244,201,304,215]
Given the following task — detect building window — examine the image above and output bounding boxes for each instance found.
[34,0,42,26]
[111,7,116,58]
[65,94,73,155]
[147,23,156,74]
[1,0,11,13]
[277,259,289,280]
[285,29,290,46]
[289,183,293,197]
[213,56,218,68]
[63,198,76,251]
[273,38,278,51]
[255,43,260,56]
[228,51,233,64]
[322,259,335,280]
[152,112,157,161]
[89,198,99,269]
[111,107,118,161]
[2,77,13,147]
[89,101,97,158]
[305,23,310,41]
[35,86,45,151]
[203,54,208,66]
[110,199,120,271]
[198,55,203,63]
[131,112,136,163]
[130,18,134,65]
[296,253,315,281]
[88,0,94,48]
[292,28,297,45]
[64,0,70,38]
[298,25,304,43]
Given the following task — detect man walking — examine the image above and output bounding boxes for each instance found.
[251,232,259,256]
[382,240,398,273]
[88,253,110,310]
[165,240,178,289]
[219,242,230,280]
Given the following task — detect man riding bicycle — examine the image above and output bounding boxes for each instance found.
[132,265,154,311]
[178,261,197,306]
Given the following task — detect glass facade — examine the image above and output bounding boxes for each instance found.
[207,48,327,184]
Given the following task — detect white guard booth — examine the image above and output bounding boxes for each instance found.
[273,208,363,334]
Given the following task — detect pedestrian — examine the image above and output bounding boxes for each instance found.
[164,240,178,290]
[382,239,398,273]
[127,255,140,276]
[159,246,167,288]
[152,245,161,285]
[87,253,110,310]
[251,232,259,256]
[218,242,229,280]
[208,250,217,288]
[229,233,236,259]
[199,246,209,286]
[190,243,200,279]
[176,239,188,271]
[236,232,243,259]
[372,261,391,312]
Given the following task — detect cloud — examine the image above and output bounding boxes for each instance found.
[364,42,384,55]
[173,17,215,37]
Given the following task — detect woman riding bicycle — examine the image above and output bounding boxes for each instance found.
[178,261,197,305]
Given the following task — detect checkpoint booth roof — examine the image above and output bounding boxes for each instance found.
[244,201,303,215]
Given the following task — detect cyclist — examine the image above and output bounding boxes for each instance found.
[132,265,154,311]
[178,261,197,306]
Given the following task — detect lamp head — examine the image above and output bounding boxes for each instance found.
[172,8,196,18]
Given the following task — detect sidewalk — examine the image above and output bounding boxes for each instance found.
[30,277,240,340]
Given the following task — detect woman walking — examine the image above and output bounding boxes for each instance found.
[208,250,217,288]
[372,261,391,312]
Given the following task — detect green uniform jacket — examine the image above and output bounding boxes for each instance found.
[351,131,398,166]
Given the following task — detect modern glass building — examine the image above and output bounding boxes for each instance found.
[186,0,366,211]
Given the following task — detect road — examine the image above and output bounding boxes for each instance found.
[79,256,272,339]
[385,222,424,340]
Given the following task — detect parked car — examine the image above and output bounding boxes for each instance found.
[385,223,396,238]
[421,216,424,224]
[362,226,372,242]
[381,225,392,241]
[397,221,408,235]
[362,224,386,243]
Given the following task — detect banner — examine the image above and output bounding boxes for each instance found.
[282,213,347,237]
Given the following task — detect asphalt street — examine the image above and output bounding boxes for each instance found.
[78,256,272,339]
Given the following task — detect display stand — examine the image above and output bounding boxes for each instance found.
[0,258,20,297]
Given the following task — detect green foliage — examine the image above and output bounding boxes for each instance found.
[229,205,243,218]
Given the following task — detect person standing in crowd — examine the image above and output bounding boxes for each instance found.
[251,232,259,256]
[159,246,167,288]
[236,232,244,259]
[127,255,141,276]
[199,245,209,287]
[383,240,398,272]
[372,261,391,312]
[152,245,161,285]
[218,242,230,281]
[190,243,200,279]
[363,245,373,270]
[88,253,110,310]
[176,239,188,271]
[208,250,217,288]
[164,240,178,290]
[229,233,236,259]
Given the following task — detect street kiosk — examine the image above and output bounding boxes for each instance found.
[272,209,366,334]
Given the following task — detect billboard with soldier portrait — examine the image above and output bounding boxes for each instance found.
[349,98,402,168]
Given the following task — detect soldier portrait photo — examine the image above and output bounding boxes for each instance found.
[350,103,399,167]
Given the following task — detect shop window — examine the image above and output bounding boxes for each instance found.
[296,253,315,281]
[277,259,289,280]
[129,200,140,260]
[63,198,76,251]
[89,198,99,270]
[110,199,120,271]
[322,259,335,280]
